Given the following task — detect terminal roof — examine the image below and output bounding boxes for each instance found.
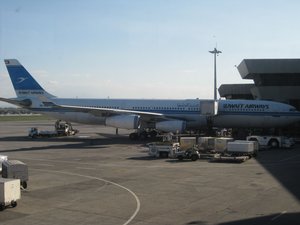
[237,59,300,79]
[218,84,254,99]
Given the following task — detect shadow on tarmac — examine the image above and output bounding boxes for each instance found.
[0,133,299,224]
[0,135,145,153]
[186,212,300,225]
[255,149,300,201]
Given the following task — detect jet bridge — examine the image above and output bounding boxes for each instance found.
[200,100,218,116]
[200,100,218,130]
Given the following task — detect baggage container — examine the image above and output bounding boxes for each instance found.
[228,141,254,153]
[214,138,234,152]
[227,141,258,156]
[197,137,215,151]
[2,160,28,189]
[0,178,20,210]
[148,142,180,158]
[180,137,196,151]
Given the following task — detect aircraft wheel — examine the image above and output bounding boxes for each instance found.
[0,203,5,211]
[11,201,17,208]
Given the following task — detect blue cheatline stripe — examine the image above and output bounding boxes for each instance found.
[29,108,300,117]
[29,108,200,114]
[218,111,300,117]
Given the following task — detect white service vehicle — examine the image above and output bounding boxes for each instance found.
[148,142,180,158]
[246,135,294,149]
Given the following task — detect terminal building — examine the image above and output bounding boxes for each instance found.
[219,59,300,110]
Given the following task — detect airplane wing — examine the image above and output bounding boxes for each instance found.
[0,97,32,107]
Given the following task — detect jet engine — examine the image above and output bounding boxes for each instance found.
[105,115,140,129]
[155,120,186,133]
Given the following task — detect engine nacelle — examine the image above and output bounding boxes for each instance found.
[155,120,186,133]
[105,115,140,129]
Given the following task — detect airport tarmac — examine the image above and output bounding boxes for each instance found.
[0,120,299,225]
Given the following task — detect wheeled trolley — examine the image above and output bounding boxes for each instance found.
[2,160,29,189]
[0,178,21,211]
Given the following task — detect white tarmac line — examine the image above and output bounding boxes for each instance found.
[32,168,141,225]
[76,167,97,170]
[271,211,287,221]
[37,163,55,167]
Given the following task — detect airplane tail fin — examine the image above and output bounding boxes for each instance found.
[4,59,55,99]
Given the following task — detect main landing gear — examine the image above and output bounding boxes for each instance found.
[129,130,158,140]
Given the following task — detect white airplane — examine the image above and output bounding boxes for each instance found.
[1,59,299,139]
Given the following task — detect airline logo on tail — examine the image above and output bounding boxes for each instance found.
[17,77,28,84]
[5,59,44,92]
[4,59,55,98]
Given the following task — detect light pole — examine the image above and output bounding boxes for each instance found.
[209,48,222,101]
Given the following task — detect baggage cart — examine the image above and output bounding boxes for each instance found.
[148,142,180,158]
[227,141,258,157]
[0,178,20,211]
[214,137,234,152]
[2,160,28,189]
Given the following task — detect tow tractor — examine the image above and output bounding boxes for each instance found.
[148,142,201,161]
[246,135,294,149]
[28,120,78,138]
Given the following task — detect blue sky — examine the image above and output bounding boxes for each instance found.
[1,0,300,106]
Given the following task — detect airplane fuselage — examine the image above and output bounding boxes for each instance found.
[2,59,300,133]
[31,98,206,128]
[28,97,300,129]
